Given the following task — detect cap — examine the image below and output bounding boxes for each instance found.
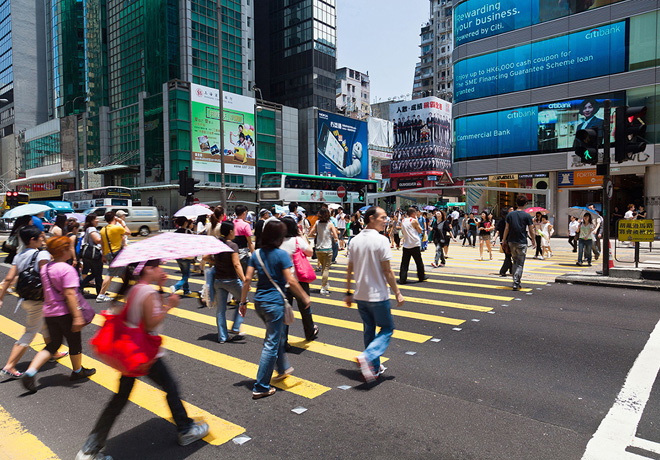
[259,208,270,217]
[116,210,126,217]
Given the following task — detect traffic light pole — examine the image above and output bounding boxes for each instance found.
[217,6,227,212]
[602,100,611,277]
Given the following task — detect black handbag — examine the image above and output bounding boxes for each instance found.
[15,250,44,301]
[79,229,101,260]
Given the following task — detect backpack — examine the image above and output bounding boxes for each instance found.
[15,250,44,301]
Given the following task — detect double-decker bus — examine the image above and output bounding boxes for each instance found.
[258,173,377,216]
[62,186,133,211]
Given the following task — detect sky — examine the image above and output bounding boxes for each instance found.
[336,0,430,104]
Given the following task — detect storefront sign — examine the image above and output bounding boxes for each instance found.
[398,179,424,190]
[557,169,603,187]
[489,174,518,181]
[618,219,654,242]
[464,176,489,182]
[518,173,549,179]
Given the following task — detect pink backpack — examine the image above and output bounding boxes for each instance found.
[292,239,316,283]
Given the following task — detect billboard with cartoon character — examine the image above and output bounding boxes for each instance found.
[317,111,369,180]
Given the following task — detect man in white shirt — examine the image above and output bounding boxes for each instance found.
[624,204,636,220]
[568,216,579,253]
[336,207,347,250]
[345,206,404,383]
[399,207,427,284]
[450,208,460,237]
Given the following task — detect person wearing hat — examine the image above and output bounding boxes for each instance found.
[115,210,129,247]
[254,209,271,249]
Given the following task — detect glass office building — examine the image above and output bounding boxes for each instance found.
[452,0,660,235]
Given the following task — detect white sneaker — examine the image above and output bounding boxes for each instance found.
[538,256,544,260]
[320,288,330,295]
[170,286,176,295]
[75,449,113,460]
[95,294,108,303]
[178,421,209,446]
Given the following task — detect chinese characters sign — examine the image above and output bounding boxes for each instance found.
[618,219,654,242]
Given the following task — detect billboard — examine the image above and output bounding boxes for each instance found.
[191,84,256,176]
[317,111,369,180]
[455,0,627,46]
[389,96,452,178]
[454,94,624,161]
[454,21,627,103]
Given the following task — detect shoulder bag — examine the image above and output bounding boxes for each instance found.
[292,239,316,283]
[44,262,95,324]
[255,249,294,326]
[80,229,102,260]
[89,285,162,377]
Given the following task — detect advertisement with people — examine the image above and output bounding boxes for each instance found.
[454,94,624,161]
[317,111,369,180]
[389,96,452,178]
[191,83,256,176]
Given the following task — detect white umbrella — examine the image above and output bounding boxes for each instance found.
[327,203,341,210]
[174,204,213,218]
[3,204,51,219]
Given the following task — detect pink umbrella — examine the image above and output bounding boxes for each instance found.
[524,207,549,215]
[110,232,232,267]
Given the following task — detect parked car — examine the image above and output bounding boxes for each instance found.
[84,206,160,236]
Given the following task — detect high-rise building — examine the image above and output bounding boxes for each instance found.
[335,67,370,119]
[452,0,660,237]
[413,0,453,101]
[254,0,337,111]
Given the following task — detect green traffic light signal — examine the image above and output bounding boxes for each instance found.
[574,128,599,165]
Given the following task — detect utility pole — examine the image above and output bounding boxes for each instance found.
[601,100,611,276]
[217,5,227,211]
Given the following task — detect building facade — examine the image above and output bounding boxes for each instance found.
[254,0,337,111]
[335,66,370,119]
[452,0,660,236]
[413,0,454,101]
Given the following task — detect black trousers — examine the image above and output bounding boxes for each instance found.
[285,282,316,341]
[499,249,513,275]
[535,235,543,257]
[400,246,425,283]
[568,235,577,251]
[81,359,193,455]
[44,314,82,355]
[81,257,103,295]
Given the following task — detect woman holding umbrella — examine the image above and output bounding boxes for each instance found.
[577,213,595,266]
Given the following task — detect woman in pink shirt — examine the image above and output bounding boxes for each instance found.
[21,236,96,393]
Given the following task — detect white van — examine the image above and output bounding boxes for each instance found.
[85,206,160,236]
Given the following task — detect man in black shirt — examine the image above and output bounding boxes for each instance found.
[503,196,536,291]
[254,209,270,249]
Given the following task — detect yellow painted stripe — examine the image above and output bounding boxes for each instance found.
[315,276,514,301]
[84,295,331,399]
[0,314,244,446]
[0,404,59,460]
[327,267,548,285]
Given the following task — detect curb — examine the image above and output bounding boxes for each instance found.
[555,274,660,291]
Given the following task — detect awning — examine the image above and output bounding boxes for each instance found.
[9,170,75,186]
[84,164,136,174]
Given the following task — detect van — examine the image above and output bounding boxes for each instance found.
[85,206,160,236]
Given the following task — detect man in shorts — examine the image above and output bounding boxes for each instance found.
[97,211,130,302]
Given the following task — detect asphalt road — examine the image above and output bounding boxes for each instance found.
[0,242,659,460]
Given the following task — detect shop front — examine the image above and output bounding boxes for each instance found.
[465,173,550,216]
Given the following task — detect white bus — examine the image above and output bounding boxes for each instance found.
[62,186,133,211]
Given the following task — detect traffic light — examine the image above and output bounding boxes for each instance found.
[186,177,200,196]
[178,168,188,197]
[5,191,19,208]
[615,106,647,163]
[573,128,599,165]
[358,189,365,202]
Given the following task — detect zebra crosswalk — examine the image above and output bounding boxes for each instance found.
[0,242,568,457]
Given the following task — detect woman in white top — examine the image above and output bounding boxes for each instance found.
[80,213,104,297]
[309,208,338,295]
[539,214,554,258]
[577,213,595,266]
[76,259,209,459]
[568,216,579,253]
[280,217,318,343]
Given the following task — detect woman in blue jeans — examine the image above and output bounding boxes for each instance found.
[239,219,310,399]
[171,216,193,296]
[205,221,246,343]
[577,213,595,266]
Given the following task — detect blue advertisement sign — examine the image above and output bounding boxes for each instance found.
[455,0,626,46]
[454,21,627,103]
[454,95,624,161]
[317,111,369,179]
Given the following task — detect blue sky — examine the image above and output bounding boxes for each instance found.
[336,0,430,103]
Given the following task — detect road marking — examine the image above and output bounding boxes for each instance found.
[84,296,332,398]
[0,404,59,460]
[582,317,660,460]
[0,314,245,446]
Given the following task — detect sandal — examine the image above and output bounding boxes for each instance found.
[307,325,319,341]
[48,351,69,363]
[1,368,23,378]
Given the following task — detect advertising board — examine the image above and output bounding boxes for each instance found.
[389,96,452,178]
[455,0,626,46]
[191,84,256,176]
[454,21,627,103]
[317,111,369,180]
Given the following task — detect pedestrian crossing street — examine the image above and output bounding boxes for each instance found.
[0,243,579,455]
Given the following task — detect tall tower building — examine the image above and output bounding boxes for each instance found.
[254,0,337,110]
[413,0,453,101]
[335,67,370,120]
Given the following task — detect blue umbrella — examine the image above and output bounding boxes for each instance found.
[566,206,599,219]
[3,203,51,219]
[359,205,370,212]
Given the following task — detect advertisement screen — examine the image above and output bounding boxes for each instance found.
[191,84,256,176]
[454,94,624,161]
[389,96,452,178]
[317,111,369,179]
[455,0,626,46]
[454,21,627,103]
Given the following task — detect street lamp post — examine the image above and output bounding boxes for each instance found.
[216,5,227,211]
